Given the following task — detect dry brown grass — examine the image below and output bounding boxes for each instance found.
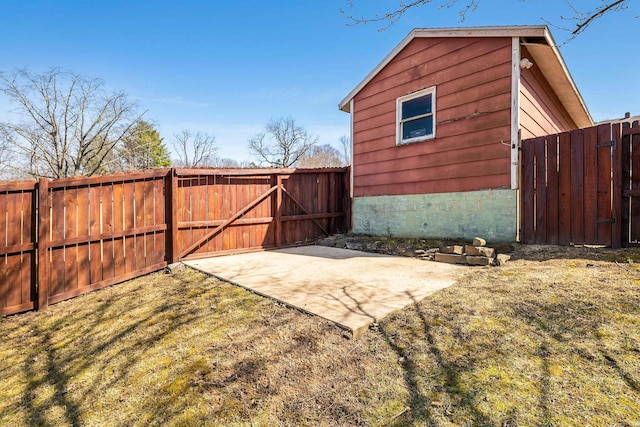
[1,245,639,426]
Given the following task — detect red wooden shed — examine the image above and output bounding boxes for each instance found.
[340,25,592,241]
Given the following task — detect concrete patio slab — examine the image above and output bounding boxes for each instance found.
[184,246,465,337]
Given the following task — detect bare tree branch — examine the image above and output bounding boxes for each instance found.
[0,68,141,179]
[341,0,480,30]
[171,130,217,168]
[339,135,351,166]
[297,144,344,168]
[568,0,629,34]
[342,0,635,37]
[247,117,318,168]
[211,157,253,168]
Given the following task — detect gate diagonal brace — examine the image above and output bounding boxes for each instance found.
[180,185,278,259]
[281,187,330,237]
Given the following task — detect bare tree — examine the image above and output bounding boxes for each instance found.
[171,130,217,167]
[0,68,140,179]
[341,0,634,38]
[211,157,253,168]
[297,144,344,168]
[338,135,351,166]
[248,117,318,168]
[88,120,171,174]
[0,138,16,180]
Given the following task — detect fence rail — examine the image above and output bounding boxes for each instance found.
[1,167,350,316]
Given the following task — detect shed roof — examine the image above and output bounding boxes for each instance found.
[339,25,592,128]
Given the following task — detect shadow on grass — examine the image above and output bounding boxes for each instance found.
[599,349,640,392]
[406,293,492,425]
[23,330,81,427]
[15,275,222,426]
[537,341,554,427]
[10,269,353,426]
[337,286,492,425]
[511,289,640,424]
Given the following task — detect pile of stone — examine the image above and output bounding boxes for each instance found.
[431,237,510,267]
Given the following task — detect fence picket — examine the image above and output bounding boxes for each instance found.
[102,184,115,280]
[124,182,136,274]
[583,126,598,244]
[557,132,572,245]
[63,187,78,294]
[597,124,613,244]
[612,123,623,248]
[520,137,534,243]
[631,121,640,242]
[36,178,50,311]
[89,185,102,285]
[546,135,559,245]
[113,181,126,276]
[569,129,585,245]
[534,137,547,244]
[169,171,179,263]
[77,186,90,288]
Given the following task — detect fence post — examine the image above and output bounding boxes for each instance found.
[167,168,180,263]
[275,173,283,248]
[343,168,352,233]
[36,178,50,310]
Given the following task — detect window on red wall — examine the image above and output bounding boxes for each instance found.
[396,86,436,145]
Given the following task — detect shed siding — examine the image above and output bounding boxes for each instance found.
[353,37,513,198]
[519,47,577,139]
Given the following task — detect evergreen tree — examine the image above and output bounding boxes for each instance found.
[116,120,171,171]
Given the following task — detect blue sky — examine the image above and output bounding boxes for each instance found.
[1,0,638,162]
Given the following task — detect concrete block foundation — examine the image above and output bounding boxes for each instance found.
[352,189,517,242]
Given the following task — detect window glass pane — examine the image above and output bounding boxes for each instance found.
[402,116,433,140]
[401,94,432,120]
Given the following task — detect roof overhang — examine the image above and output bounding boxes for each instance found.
[339,26,592,128]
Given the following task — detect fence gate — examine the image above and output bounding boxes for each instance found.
[521,123,620,247]
[172,168,349,261]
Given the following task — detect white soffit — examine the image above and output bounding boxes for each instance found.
[522,30,592,127]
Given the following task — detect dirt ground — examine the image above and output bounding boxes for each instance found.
[320,233,640,263]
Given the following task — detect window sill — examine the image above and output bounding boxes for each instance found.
[396,134,435,146]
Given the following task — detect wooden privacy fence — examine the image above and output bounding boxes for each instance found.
[1,167,350,316]
[521,121,640,247]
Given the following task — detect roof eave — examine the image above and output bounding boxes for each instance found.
[524,28,593,127]
[338,26,549,113]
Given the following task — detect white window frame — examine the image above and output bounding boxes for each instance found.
[396,86,436,145]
